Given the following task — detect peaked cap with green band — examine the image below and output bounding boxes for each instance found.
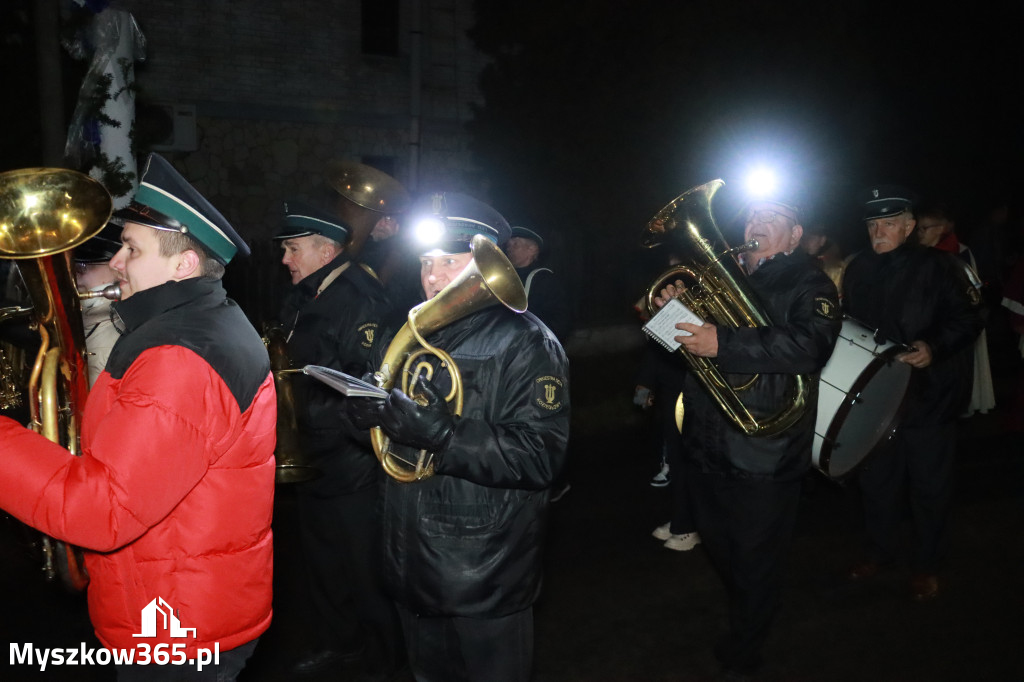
[275,199,350,243]
[119,154,249,264]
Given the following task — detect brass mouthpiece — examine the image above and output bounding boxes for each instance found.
[79,283,121,301]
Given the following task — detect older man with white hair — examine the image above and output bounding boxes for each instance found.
[844,186,984,602]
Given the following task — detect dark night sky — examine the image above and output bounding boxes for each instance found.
[468,0,1023,289]
[3,1,1021,320]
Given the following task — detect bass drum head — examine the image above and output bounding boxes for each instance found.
[815,352,911,479]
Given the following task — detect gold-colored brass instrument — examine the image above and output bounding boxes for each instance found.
[640,179,810,437]
[263,324,321,484]
[370,235,527,482]
[0,167,114,591]
[325,161,410,257]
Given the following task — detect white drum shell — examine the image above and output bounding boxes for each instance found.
[812,319,912,479]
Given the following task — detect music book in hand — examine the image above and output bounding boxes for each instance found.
[642,298,704,352]
[302,365,389,399]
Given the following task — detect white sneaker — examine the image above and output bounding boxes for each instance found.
[652,522,672,541]
[663,532,701,552]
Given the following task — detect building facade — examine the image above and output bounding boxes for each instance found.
[128,0,487,241]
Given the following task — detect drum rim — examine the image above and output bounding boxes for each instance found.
[816,346,912,480]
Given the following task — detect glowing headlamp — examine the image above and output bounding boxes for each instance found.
[413,216,447,246]
[744,166,779,200]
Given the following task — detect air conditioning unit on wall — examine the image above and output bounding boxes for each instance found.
[149,103,198,152]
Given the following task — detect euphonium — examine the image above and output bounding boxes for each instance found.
[0,167,115,591]
[325,160,410,258]
[369,235,527,482]
[640,179,810,437]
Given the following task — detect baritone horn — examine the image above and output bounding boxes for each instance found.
[640,179,810,437]
[369,235,527,482]
[326,160,410,258]
[0,167,116,591]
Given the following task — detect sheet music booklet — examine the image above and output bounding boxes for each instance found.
[642,299,704,352]
[302,365,389,399]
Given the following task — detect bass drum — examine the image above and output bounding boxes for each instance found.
[813,319,912,479]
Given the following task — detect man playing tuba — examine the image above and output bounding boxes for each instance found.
[0,154,276,680]
[653,185,841,678]
[345,192,570,682]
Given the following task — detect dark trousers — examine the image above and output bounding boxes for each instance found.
[858,421,955,573]
[118,638,257,682]
[687,462,802,675]
[296,483,404,672]
[396,605,534,682]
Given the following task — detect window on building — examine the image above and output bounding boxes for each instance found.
[361,0,399,56]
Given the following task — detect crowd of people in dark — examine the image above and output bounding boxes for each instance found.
[1,151,1022,682]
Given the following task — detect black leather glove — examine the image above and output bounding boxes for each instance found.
[342,396,385,431]
[341,373,385,430]
[378,378,456,451]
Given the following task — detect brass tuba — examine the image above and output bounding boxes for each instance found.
[262,324,321,484]
[0,167,115,591]
[325,160,410,258]
[369,235,527,482]
[640,179,810,437]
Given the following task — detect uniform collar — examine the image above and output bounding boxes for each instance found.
[111,278,224,335]
[294,252,351,296]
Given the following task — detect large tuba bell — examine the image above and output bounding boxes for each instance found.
[0,167,115,591]
[262,324,321,484]
[369,234,527,482]
[326,160,410,258]
[640,179,810,437]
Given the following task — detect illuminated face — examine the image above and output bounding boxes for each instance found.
[108,222,183,300]
[280,235,338,285]
[505,237,540,268]
[419,251,473,300]
[866,213,915,254]
[914,216,949,248]
[743,202,803,262]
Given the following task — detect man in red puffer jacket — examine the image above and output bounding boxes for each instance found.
[0,154,275,681]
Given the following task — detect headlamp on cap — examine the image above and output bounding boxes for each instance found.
[414,216,447,247]
[407,191,509,254]
[745,166,779,199]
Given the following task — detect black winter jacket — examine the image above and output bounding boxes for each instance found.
[842,244,984,426]
[682,251,842,481]
[280,253,391,493]
[376,306,570,617]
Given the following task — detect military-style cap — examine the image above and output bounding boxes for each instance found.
[274,200,350,244]
[409,192,511,254]
[74,222,122,264]
[862,185,915,221]
[113,153,249,264]
[510,226,544,249]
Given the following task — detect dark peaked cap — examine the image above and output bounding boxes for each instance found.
[74,222,123,264]
[116,153,249,264]
[409,191,511,254]
[861,185,916,221]
[510,226,545,249]
[275,200,350,243]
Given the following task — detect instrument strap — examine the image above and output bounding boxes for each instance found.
[316,262,352,297]
[523,267,552,298]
